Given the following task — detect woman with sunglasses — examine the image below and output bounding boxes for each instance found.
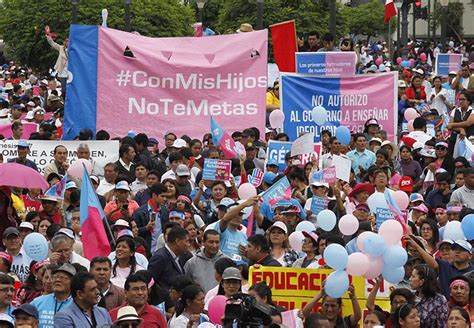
[292,231,320,269]
[409,264,448,327]
[433,141,455,175]
[447,91,474,155]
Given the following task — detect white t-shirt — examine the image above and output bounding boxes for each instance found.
[11,249,32,282]
[429,87,449,115]
[110,264,145,289]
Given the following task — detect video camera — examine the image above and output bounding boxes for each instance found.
[222,293,274,328]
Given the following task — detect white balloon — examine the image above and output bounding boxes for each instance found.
[269,110,285,129]
[311,106,327,126]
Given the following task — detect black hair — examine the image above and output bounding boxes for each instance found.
[288,167,306,182]
[175,285,203,316]
[96,130,110,140]
[308,31,320,38]
[389,288,415,304]
[214,257,236,275]
[167,226,188,244]
[71,271,95,298]
[90,256,112,269]
[353,133,366,142]
[459,91,472,105]
[168,152,183,163]
[149,183,167,197]
[180,147,192,160]
[413,117,427,130]
[250,127,261,141]
[275,133,289,141]
[53,144,67,155]
[304,313,328,328]
[366,310,386,325]
[25,211,40,223]
[124,272,148,291]
[322,33,334,42]
[112,237,137,280]
[46,224,61,240]
[133,133,148,147]
[413,264,441,297]
[0,273,14,285]
[247,234,271,253]
[134,161,148,171]
[170,274,195,291]
[449,306,471,326]
[203,229,220,241]
[321,129,332,138]
[72,263,88,273]
[391,303,417,328]
[376,148,389,161]
[119,143,134,158]
[249,281,273,304]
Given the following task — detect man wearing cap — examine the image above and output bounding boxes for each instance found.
[450,167,474,209]
[347,133,375,181]
[184,229,226,294]
[54,271,112,327]
[43,145,69,179]
[7,140,38,171]
[112,306,142,328]
[18,222,34,242]
[261,172,276,192]
[3,227,32,283]
[109,273,167,327]
[409,235,474,298]
[215,198,260,257]
[39,196,62,225]
[265,159,279,175]
[12,304,39,328]
[175,164,194,195]
[31,263,76,328]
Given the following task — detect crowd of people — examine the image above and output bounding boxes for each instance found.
[0,25,473,328]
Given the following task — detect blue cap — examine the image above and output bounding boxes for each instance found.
[17,140,29,148]
[169,211,185,220]
[12,304,38,319]
[217,197,236,209]
[263,172,276,185]
[266,159,279,167]
[273,199,292,209]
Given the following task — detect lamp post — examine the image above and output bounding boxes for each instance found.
[439,0,449,52]
[329,0,336,37]
[395,0,403,55]
[196,0,206,22]
[400,0,409,59]
[256,0,264,30]
[124,0,132,32]
[71,0,79,24]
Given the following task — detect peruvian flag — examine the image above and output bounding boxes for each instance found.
[384,0,397,24]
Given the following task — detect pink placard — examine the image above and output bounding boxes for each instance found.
[323,166,337,183]
[96,28,268,139]
[0,122,38,139]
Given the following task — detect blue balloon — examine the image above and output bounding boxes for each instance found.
[364,234,386,257]
[379,64,386,71]
[317,210,337,231]
[461,214,474,240]
[23,232,48,262]
[383,245,408,268]
[335,126,351,145]
[296,221,315,233]
[325,270,349,298]
[311,106,327,126]
[324,244,348,270]
[401,60,410,68]
[382,266,405,284]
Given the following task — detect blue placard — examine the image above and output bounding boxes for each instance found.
[296,53,327,74]
[265,140,292,172]
[375,207,393,230]
[435,53,462,77]
[310,196,327,215]
[260,176,291,204]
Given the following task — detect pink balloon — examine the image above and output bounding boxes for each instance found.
[404,108,419,121]
[67,159,92,178]
[269,110,285,129]
[419,53,427,62]
[346,252,370,276]
[208,295,228,324]
[393,190,409,209]
[409,58,415,67]
[237,183,257,200]
[288,231,304,253]
[375,57,383,66]
[364,256,384,279]
[338,214,359,236]
[407,119,414,132]
[396,57,402,65]
[356,231,376,253]
[379,220,404,245]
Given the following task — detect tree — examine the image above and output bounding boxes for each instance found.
[342,0,394,41]
[0,0,194,71]
[431,2,464,42]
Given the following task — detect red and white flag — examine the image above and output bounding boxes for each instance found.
[384,0,397,24]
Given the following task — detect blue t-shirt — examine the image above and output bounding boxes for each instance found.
[30,294,73,328]
[215,222,248,257]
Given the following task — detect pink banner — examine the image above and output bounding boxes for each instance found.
[96,28,268,139]
[0,122,38,139]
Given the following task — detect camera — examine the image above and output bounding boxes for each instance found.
[222,293,273,328]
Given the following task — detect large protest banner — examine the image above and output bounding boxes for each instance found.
[64,25,267,140]
[435,53,462,76]
[295,52,357,76]
[265,140,322,172]
[0,140,119,174]
[0,123,38,139]
[249,267,391,315]
[281,72,398,142]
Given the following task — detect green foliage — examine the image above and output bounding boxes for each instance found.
[0,0,194,71]
[342,0,393,39]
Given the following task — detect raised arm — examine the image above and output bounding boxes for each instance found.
[46,34,61,52]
